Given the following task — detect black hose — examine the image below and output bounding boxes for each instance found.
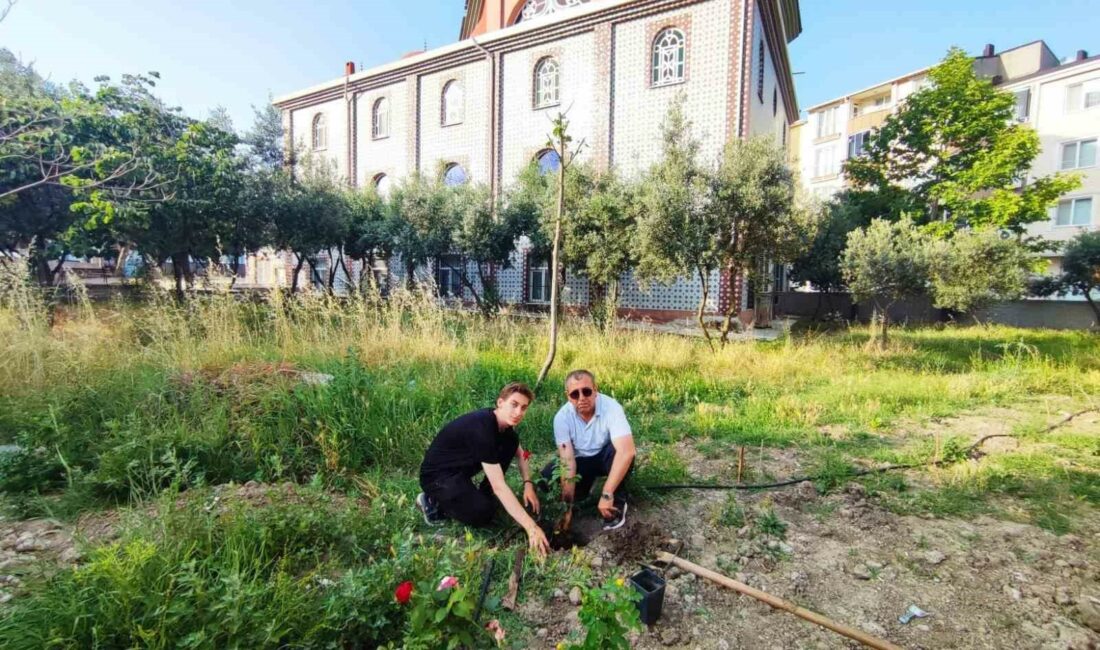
[642,460,928,491]
[473,557,495,623]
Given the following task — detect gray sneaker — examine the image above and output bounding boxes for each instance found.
[416,492,445,527]
[602,498,628,531]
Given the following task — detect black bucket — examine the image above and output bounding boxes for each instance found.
[629,566,666,626]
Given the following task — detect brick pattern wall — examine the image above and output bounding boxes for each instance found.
[357,80,410,187]
[419,61,493,183]
[291,97,348,181]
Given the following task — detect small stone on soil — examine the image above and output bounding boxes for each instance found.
[568,586,583,606]
[922,550,947,566]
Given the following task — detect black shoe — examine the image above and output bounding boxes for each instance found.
[416,492,445,527]
[602,498,628,531]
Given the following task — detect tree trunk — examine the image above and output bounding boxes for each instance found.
[405,259,415,291]
[475,263,500,316]
[171,253,187,302]
[718,263,739,345]
[338,252,354,294]
[290,253,306,293]
[696,266,715,349]
[536,160,567,390]
[114,246,129,278]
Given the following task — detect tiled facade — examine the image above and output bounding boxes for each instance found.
[275,0,801,320]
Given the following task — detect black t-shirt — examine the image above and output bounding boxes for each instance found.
[420,408,518,484]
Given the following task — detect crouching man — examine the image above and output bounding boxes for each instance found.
[416,382,551,557]
[540,369,636,530]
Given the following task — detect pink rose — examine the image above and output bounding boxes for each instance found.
[486,619,506,643]
[437,575,459,591]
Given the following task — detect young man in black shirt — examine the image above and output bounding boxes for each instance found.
[417,382,550,557]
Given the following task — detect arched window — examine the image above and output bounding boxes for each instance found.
[533,57,560,108]
[372,97,390,139]
[373,173,392,197]
[311,113,327,150]
[651,29,686,87]
[536,149,560,175]
[443,163,468,187]
[441,80,463,126]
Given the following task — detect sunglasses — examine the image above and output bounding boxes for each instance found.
[568,387,594,400]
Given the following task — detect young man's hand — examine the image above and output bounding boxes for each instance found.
[526,524,550,559]
[523,482,540,515]
[560,480,575,504]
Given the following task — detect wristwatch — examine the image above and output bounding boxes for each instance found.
[600,492,613,501]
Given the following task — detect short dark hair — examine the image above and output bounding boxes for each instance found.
[564,369,595,386]
[498,381,535,403]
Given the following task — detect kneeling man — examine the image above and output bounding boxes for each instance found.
[417,382,550,556]
[541,369,636,530]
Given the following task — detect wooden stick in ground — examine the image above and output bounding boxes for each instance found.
[737,446,746,484]
[502,547,527,611]
[656,552,903,650]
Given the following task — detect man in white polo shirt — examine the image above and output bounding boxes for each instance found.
[539,369,637,530]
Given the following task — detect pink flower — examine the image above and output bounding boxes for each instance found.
[486,619,506,644]
[394,580,413,604]
[437,575,459,591]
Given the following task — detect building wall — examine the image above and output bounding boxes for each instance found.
[357,80,411,187]
[610,0,731,177]
[746,5,786,142]
[291,97,348,181]
[419,60,494,184]
[1011,59,1100,249]
[500,31,597,182]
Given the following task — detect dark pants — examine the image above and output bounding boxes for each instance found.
[420,441,516,528]
[539,441,632,501]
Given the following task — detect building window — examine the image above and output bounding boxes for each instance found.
[815,106,838,139]
[534,57,560,108]
[443,163,468,187]
[372,97,390,139]
[772,87,778,117]
[435,256,464,298]
[311,113,327,150]
[813,145,838,178]
[373,173,392,197]
[1055,197,1093,226]
[442,80,463,126]
[1061,139,1097,170]
[1066,79,1100,112]
[1012,88,1031,122]
[536,149,561,175]
[757,39,765,102]
[527,258,551,303]
[848,130,871,158]
[651,28,685,87]
[518,0,587,23]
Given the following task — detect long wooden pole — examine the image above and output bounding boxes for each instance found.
[656,552,903,650]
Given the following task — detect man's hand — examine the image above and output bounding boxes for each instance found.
[523,482,540,515]
[560,480,575,504]
[526,524,550,559]
[598,492,618,519]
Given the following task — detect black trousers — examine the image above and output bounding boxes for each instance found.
[420,441,516,527]
[539,441,632,501]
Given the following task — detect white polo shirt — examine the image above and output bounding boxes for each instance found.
[553,393,632,458]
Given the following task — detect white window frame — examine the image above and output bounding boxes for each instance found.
[441,80,464,126]
[1012,88,1031,122]
[372,97,390,139]
[815,106,838,139]
[1066,79,1100,112]
[534,57,560,109]
[527,259,551,303]
[1054,197,1093,227]
[814,144,839,178]
[651,28,686,88]
[311,113,327,150]
[1060,138,1097,170]
[848,130,870,159]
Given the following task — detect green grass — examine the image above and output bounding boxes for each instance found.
[0,279,1098,644]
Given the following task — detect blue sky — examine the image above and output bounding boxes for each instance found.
[1,0,1095,132]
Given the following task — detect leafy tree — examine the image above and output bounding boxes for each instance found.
[927,228,1035,315]
[789,193,868,316]
[343,186,393,294]
[244,98,285,171]
[388,173,455,290]
[712,135,816,341]
[846,47,1080,236]
[448,183,527,315]
[1032,231,1100,326]
[270,162,349,293]
[841,216,932,347]
[634,98,720,343]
